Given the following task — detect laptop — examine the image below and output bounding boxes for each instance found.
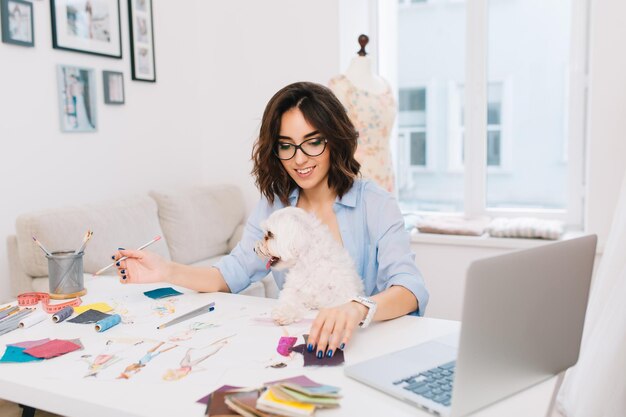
[345,234,597,416]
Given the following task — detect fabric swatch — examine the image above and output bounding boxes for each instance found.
[197,384,243,405]
[264,375,324,388]
[277,336,298,356]
[7,338,50,349]
[68,309,111,324]
[73,303,113,315]
[23,339,81,359]
[143,287,182,299]
[0,346,44,363]
[290,343,345,367]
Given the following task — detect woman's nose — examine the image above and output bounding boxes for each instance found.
[294,147,308,164]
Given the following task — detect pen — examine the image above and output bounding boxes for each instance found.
[94,235,162,276]
[157,302,215,329]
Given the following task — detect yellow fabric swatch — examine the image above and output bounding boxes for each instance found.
[260,389,315,414]
[74,303,114,315]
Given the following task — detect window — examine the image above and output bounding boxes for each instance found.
[452,83,505,169]
[389,0,587,226]
[399,88,427,169]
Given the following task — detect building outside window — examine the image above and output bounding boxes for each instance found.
[394,0,586,225]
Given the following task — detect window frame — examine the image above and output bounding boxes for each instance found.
[378,0,589,228]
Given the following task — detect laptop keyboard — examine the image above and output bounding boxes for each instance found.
[393,361,456,407]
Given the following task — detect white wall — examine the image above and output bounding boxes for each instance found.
[0,1,211,302]
[195,0,341,210]
[0,1,342,303]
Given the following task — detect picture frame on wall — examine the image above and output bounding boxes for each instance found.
[103,70,124,104]
[128,0,155,82]
[57,65,97,132]
[51,0,122,58]
[1,0,34,47]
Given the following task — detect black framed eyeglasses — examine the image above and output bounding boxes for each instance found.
[273,137,328,160]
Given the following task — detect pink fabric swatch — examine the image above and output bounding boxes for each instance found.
[8,338,50,349]
[23,339,81,359]
[277,336,298,356]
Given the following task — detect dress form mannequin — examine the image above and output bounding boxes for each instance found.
[344,55,387,95]
[328,35,397,192]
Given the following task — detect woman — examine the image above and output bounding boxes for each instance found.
[113,82,429,358]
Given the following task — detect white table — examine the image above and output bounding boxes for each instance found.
[0,276,558,417]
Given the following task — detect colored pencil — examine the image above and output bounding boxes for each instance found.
[157,302,215,329]
[32,236,52,257]
[74,230,94,254]
[94,235,162,276]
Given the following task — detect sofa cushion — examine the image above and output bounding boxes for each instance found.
[16,196,171,278]
[150,185,245,265]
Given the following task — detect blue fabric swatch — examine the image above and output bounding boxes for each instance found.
[0,346,44,363]
[143,287,182,299]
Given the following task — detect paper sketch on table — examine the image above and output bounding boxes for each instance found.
[80,337,149,377]
[111,297,180,325]
[163,335,234,381]
[118,341,178,379]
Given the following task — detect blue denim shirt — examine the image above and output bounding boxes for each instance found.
[214,179,429,316]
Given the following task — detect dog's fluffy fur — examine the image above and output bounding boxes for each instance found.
[254,207,364,325]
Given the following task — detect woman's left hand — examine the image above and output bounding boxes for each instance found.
[307,301,368,359]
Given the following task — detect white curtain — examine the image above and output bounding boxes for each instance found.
[556,173,626,416]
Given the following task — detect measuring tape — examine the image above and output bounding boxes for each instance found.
[17,292,82,314]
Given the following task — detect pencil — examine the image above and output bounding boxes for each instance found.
[32,236,52,257]
[74,230,94,255]
[94,235,162,276]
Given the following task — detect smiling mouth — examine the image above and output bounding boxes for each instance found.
[266,256,280,270]
[295,166,315,176]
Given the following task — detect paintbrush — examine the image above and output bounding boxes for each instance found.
[94,235,162,276]
[32,236,52,257]
[74,230,94,254]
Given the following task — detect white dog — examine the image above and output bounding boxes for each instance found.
[254,207,364,325]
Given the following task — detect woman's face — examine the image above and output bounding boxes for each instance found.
[278,108,331,195]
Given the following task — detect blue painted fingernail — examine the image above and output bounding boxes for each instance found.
[118,247,125,250]
[111,255,115,260]
[327,350,333,358]
[307,344,313,352]
[317,351,323,359]
[340,343,345,350]
[120,269,126,274]
[122,275,127,280]
[116,261,120,267]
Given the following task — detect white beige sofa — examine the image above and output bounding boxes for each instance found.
[7,185,276,298]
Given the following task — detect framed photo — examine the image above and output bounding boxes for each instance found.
[1,0,34,47]
[51,0,122,58]
[57,65,97,132]
[103,70,124,104]
[128,0,155,82]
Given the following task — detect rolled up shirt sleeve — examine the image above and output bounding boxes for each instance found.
[373,192,429,316]
[213,198,273,294]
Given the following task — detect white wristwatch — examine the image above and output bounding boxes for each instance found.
[351,295,377,328]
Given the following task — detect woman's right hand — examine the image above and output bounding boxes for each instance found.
[112,249,171,284]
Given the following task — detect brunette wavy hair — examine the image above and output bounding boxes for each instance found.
[252,82,360,205]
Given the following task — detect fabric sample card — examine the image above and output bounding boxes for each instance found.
[143,287,183,299]
[7,338,50,349]
[197,384,243,405]
[73,303,113,315]
[0,346,44,363]
[68,310,111,324]
[264,375,324,388]
[23,339,81,359]
[290,343,345,367]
